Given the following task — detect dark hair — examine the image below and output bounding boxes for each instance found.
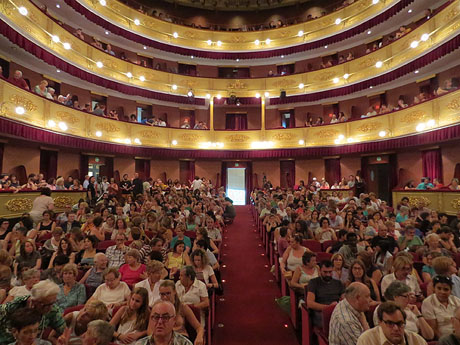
[150,238,164,247]
[346,232,358,241]
[93,216,104,227]
[10,308,41,331]
[195,239,209,250]
[319,260,333,268]
[280,227,288,237]
[377,301,406,322]
[337,229,348,239]
[302,252,316,265]
[182,265,196,280]
[40,187,51,196]
[320,217,330,225]
[173,240,186,252]
[21,217,33,230]
[16,226,28,236]
[433,275,453,288]
[85,235,99,248]
[149,250,164,263]
[292,234,303,244]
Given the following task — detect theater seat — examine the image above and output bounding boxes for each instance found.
[321,240,337,252]
[314,304,336,345]
[316,252,332,262]
[64,304,84,315]
[302,240,322,253]
[97,240,115,251]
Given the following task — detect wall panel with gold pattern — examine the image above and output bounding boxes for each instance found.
[2,0,460,97]
[392,190,460,216]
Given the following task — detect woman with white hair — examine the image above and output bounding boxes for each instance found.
[0,280,66,345]
[4,268,40,303]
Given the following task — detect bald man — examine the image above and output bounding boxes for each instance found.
[329,282,372,345]
[135,300,192,345]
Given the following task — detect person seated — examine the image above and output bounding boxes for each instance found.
[439,305,460,345]
[381,255,422,302]
[421,251,441,283]
[190,249,218,289]
[338,111,348,122]
[90,267,131,310]
[165,240,191,278]
[357,301,427,345]
[91,37,103,50]
[8,307,45,345]
[74,28,85,40]
[413,92,427,104]
[46,87,55,100]
[41,254,68,285]
[104,44,116,56]
[306,260,345,326]
[436,79,455,96]
[204,217,221,244]
[426,256,460,298]
[108,110,119,120]
[110,287,149,344]
[80,253,108,290]
[34,80,49,97]
[129,114,137,123]
[329,282,372,345]
[438,226,458,254]
[119,249,146,288]
[416,177,434,190]
[180,119,191,129]
[9,70,29,90]
[4,268,40,303]
[92,103,106,116]
[374,281,434,340]
[281,234,308,275]
[56,263,86,310]
[75,235,98,270]
[449,178,460,190]
[58,299,108,344]
[13,240,41,278]
[423,275,460,339]
[346,52,354,61]
[314,117,324,125]
[395,25,411,39]
[290,252,319,290]
[398,225,423,252]
[330,114,339,123]
[170,226,192,254]
[175,265,209,318]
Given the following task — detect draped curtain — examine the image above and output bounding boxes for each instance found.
[135,159,151,180]
[64,0,415,59]
[325,158,341,186]
[245,162,253,204]
[180,160,195,184]
[280,160,295,188]
[422,148,443,181]
[225,114,248,130]
[39,150,58,181]
[220,162,228,191]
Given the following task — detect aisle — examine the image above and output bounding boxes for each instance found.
[213,205,299,345]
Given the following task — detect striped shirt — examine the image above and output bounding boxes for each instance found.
[329,298,365,345]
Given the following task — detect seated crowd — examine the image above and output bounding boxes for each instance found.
[0,173,236,345]
[253,177,460,345]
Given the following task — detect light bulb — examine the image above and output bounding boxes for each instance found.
[126,72,132,78]
[134,138,141,144]
[15,106,25,115]
[52,35,60,43]
[343,73,350,79]
[298,83,304,89]
[95,131,102,137]
[58,122,68,131]
[172,84,177,90]
[207,40,212,45]
[63,42,71,50]
[335,18,342,25]
[410,41,419,48]
[48,120,56,127]
[96,61,103,68]
[255,93,260,98]
[99,0,106,5]
[264,92,269,97]
[173,32,178,38]
[298,140,305,145]
[134,19,140,25]
[216,94,222,99]
[265,38,271,44]
[217,40,222,46]
[379,130,387,137]
[375,61,383,68]
[139,76,145,81]
[254,39,260,45]
[206,94,211,99]
[421,33,429,41]
[333,77,339,84]
[18,7,28,16]
[172,140,178,146]
[298,30,304,37]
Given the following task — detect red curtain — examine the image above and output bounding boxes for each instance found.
[63,0,415,59]
[180,160,195,184]
[245,162,253,204]
[422,148,443,181]
[220,162,228,191]
[225,114,248,130]
[280,160,295,188]
[135,159,151,180]
[325,158,341,186]
[39,150,58,180]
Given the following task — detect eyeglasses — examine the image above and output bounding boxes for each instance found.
[151,313,174,322]
[382,320,405,328]
[160,292,172,297]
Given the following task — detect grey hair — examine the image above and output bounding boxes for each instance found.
[152,300,176,317]
[22,268,39,281]
[30,280,59,300]
[87,320,114,345]
[400,206,409,212]
[344,282,365,299]
[384,281,411,301]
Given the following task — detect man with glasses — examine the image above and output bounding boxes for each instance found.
[357,302,427,345]
[135,300,192,345]
[0,280,65,345]
[105,234,128,268]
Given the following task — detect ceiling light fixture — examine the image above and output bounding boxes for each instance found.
[18,7,28,15]
[15,106,25,115]
[375,61,383,68]
[139,76,145,81]
[63,42,71,50]
[95,131,102,137]
[335,18,342,25]
[52,35,60,43]
[173,32,178,38]
[96,61,103,68]
[172,84,177,90]
[134,19,140,25]
[298,30,304,37]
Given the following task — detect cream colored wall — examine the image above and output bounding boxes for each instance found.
[151,160,179,181]
[114,157,135,177]
[295,159,325,184]
[57,152,81,178]
[3,144,40,176]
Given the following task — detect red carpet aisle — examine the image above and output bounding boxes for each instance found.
[213,206,299,345]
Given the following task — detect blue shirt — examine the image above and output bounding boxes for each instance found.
[416,182,434,190]
[170,236,192,250]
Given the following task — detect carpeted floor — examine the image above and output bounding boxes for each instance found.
[212,205,299,345]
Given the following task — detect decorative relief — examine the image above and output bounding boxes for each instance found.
[101,58,118,70]
[179,80,197,89]
[316,129,339,139]
[139,130,160,139]
[272,133,295,141]
[408,196,431,208]
[357,121,381,132]
[94,122,120,132]
[5,198,33,212]
[182,31,196,39]
[400,110,427,124]
[445,97,460,112]
[180,133,202,142]
[227,80,247,90]
[314,71,335,82]
[446,7,460,21]
[359,57,379,68]
[0,0,14,16]
[55,111,79,124]
[53,196,74,208]
[143,20,156,30]
[451,198,460,210]
[272,79,296,89]
[230,36,244,43]
[225,134,249,143]
[9,95,37,112]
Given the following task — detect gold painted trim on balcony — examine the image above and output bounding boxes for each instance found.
[2,79,460,151]
[4,0,460,98]
[77,0,396,51]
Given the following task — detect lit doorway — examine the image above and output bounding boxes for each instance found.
[227,168,246,205]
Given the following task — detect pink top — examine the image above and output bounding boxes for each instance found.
[119,263,146,287]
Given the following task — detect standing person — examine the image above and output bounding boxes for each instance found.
[29,188,54,224]
[191,177,202,192]
[87,177,97,207]
[329,282,372,345]
[357,302,427,345]
[132,173,144,197]
[120,175,133,196]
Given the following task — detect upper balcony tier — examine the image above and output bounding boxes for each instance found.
[2,0,460,100]
[1,78,460,153]
[63,0,412,54]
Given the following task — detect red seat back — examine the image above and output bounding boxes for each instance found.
[322,240,337,252]
[316,252,332,262]
[302,240,322,253]
[64,304,84,316]
[97,240,115,251]
[322,304,336,335]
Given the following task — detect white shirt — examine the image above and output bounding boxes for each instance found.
[92,282,131,306]
[175,279,208,305]
[357,326,427,345]
[195,265,215,285]
[8,285,31,298]
[191,179,203,191]
[422,294,460,338]
[135,278,164,307]
[381,273,421,297]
